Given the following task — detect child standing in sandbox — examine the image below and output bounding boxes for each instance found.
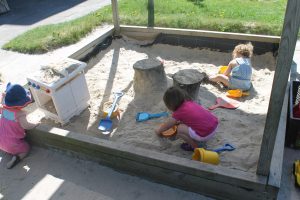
[0,83,39,169]
[155,86,219,151]
[209,42,253,91]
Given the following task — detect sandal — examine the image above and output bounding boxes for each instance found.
[180,143,195,151]
[6,155,20,169]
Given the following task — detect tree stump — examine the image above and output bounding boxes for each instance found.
[133,58,167,97]
[172,69,204,100]
[0,0,10,14]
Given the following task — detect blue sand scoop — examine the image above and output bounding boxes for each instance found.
[208,143,235,153]
[98,92,124,133]
[136,112,168,122]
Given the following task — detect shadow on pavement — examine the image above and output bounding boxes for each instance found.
[0,0,85,25]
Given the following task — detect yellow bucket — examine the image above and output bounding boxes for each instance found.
[102,101,119,118]
[218,65,228,74]
[192,148,220,165]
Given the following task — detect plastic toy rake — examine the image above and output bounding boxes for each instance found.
[208,97,240,110]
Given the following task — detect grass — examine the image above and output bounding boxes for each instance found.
[121,0,286,35]
[3,0,288,54]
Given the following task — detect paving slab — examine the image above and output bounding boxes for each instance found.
[0,147,210,200]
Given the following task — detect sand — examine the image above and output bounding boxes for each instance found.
[39,36,276,173]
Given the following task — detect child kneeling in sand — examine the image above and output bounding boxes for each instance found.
[0,83,39,169]
[155,86,219,151]
[209,42,253,91]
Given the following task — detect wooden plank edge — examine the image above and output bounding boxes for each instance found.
[268,83,289,186]
[267,82,289,191]
[120,25,281,43]
[27,125,267,192]
[68,26,114,60]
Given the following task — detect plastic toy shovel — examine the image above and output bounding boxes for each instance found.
[226,89,249,98]
[208,97,240,110]
[136,112,168,122]
[98,92,124,133]
[208,143,235,153]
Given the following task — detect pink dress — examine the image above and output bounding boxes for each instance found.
[0,107,31,155]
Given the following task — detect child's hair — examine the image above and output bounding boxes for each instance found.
[163,86,191,111]
[232,42,253,58]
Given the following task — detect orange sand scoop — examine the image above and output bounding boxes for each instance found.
[226,89,250,98]
[218,66,228,74]
[161,125,177,137]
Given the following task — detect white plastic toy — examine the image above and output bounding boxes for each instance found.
[27,58,90,124]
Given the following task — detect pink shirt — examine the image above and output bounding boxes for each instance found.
[172,101,218,137]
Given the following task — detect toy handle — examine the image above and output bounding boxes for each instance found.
[208,104,219,110]
[213,143,235,153]
[107,93,123,119]
[149,112,169,119]
[242,91,250,96]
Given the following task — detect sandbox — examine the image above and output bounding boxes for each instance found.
[35,32,276,172]
[27,26,286,200]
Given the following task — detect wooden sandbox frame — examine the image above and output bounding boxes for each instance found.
[27,0,300,199]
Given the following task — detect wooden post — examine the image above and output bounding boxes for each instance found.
[257,0,300,176]
[133,58,167,95]
[172,69,204,101]
[148,0,154,27]
[0,0,10,14]
[111,0,120,35]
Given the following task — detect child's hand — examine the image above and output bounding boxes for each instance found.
[0,92,5,104]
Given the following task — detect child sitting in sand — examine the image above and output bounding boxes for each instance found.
[0,83,39,169]
[209,42,253,91]
[155,86,219,151]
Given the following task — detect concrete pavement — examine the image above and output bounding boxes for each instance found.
[0,0,110,46]
[0,147,210,200]
[0,1,299,199]
[0,0,110,86]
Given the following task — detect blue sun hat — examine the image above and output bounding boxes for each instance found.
[4,83,32,108]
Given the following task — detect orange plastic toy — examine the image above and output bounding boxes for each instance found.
[161,125,177,137]
[102,101,120,119]
[226,89,249,98]
[218,66,228,74]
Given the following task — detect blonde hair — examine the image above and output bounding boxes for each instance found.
[232,42,253,58]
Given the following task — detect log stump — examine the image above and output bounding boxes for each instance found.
[133,58,167,98]
[0,0,10,14]
[172,69,204,100]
